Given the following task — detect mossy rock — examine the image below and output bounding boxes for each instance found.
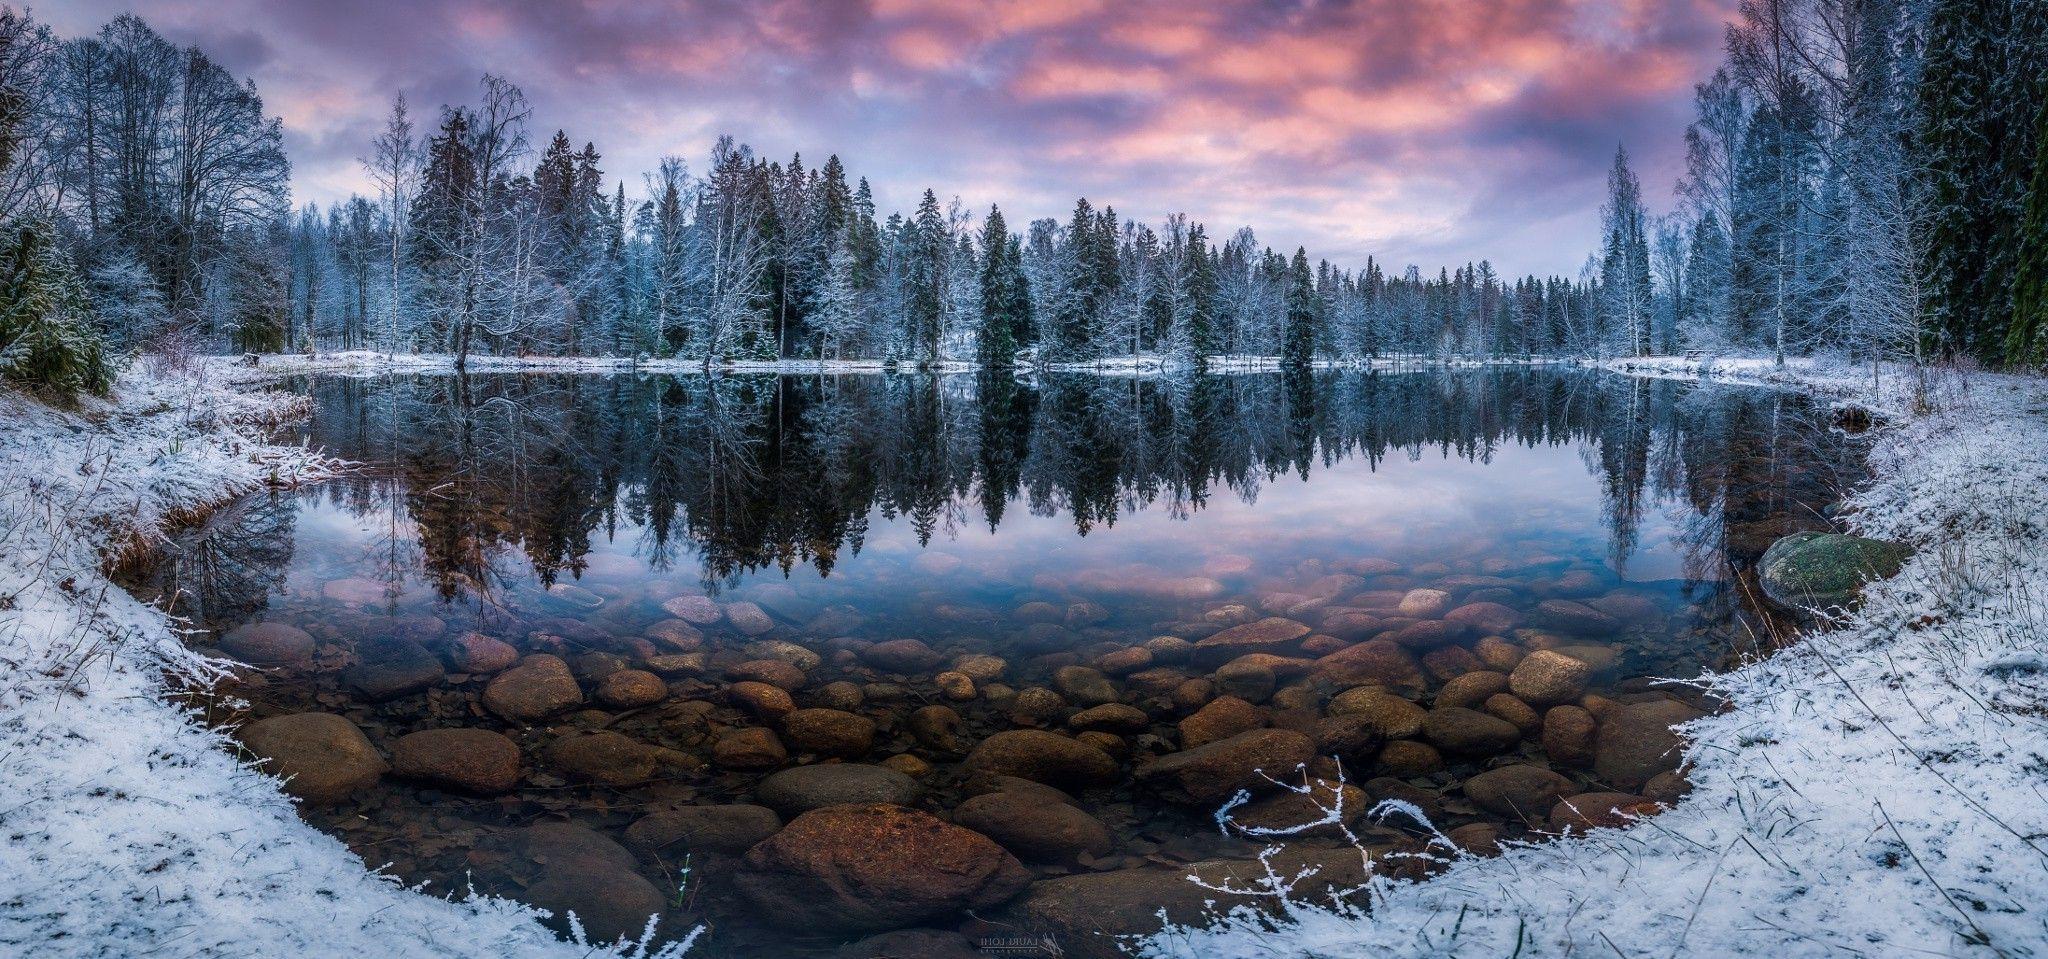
[1758,532,1911,609]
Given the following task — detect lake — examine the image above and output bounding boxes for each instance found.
[129,367,1867,957]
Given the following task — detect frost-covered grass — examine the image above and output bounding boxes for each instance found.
[0,363,689,958]
[1141,356,2048,958]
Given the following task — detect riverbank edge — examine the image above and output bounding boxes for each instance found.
[0,364,688,959]
[1140,356,2048,957]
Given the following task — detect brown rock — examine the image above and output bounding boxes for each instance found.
[1420,707,1521,756]
[864,639,943,673]
[1542,705,1598,767]
[1483,693,1542,736]
[1509,650,1593,706]
[1327,688,1426,739]
[624,804,781,857]
[953,791,1113,863]
[482,655,583,723]
[238,713,386,805]
[1444,601,1524,635]
[713,727,787,770]
[734,804,1032,932]
[1134,729,1315,805]
[1594,700,1703,789]
[963,730,1119,788]
[1179,696,1266,748]
[724,601,776,636]
[756,763,920,815]
[1313,640,1425,692]
[1435,670,1510,709]
[728,659,807,691]
[390,728,519,794]
[1068,703,1150,734]
[1463,764,1576,820]
[729,680,797,721]
[661,594,724,624]
[546,730,696,787]
[596,669,668,709]
[782,708,877,758]
[1549,791,1659,832]
[446,632,518,673]
[219,621,315,666]
[1374,740,1444,776]
[1193,617,1312,661]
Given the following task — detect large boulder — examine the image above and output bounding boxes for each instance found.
[755,763,921,816]
[962,731,1119,789]
[486,823,663,944]
[238,713,386,805]
[390,728,520,794]
[734,804,1032,932]
[781,708,877,758]
[1134,729,1314,805]
[1594,699,1704,789]
[1759,532,1911,609]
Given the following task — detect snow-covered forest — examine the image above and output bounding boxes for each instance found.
[2,2,2043,383]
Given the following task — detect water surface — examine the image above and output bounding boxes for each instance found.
[134,368,1865,955]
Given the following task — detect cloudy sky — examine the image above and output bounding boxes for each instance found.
[48,0,1732,277]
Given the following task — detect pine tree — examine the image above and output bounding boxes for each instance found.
[1917,0,2048,361]
[905,189,946,363]
[2010,95,2048,365]
[0,221,114,397]
[1599,146,1654,357]
[1282,247,1316,367]
[976,205,1018,367]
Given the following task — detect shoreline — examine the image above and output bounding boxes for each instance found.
[1142,358,2048,957]
[3,356,2039,958]
[0,365,690,959]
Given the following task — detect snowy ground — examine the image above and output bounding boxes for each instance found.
[0,362,688,959]
[1142,356,2048,958]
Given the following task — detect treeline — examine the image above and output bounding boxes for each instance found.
[1595,0,2048,367]
[3,5,2045,401]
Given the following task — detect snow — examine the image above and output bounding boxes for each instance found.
[0,363,690,959]
[1140,356,2048,958]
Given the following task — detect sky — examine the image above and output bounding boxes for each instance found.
[47,0,1735,278]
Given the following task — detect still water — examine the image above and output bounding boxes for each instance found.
[133,368,1866,956]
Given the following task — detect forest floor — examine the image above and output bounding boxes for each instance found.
[0,360,689,959]
[1142,355,2048,958]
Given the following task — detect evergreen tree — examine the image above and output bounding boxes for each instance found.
[2010,95,2048,365]
[1598,146,1654,356]
[1282,247,1316,367]
[0,221,113,397]
[1918,0,2048,361]
[976,205,1022,367]
[904,189,946,363]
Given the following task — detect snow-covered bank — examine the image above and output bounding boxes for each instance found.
[1141,357,2048,958]
[0,367,687,958]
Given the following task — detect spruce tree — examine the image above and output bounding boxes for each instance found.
[977,205,1016,366]
[1282,247,1316,368]
[2010,95,2048,365]
[0,222,114,397]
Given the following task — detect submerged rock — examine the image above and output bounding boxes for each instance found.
[734,803,1032,932]
[1134,729,1314,805]
[390,728,520,794]
[238,713,386,805]
[218,622,315,667]
[952,791,1113,863]
[624,804,782,858]
[963,730,1119,789]
[755,763,920,816]
[482,654,583,723]
[1759,531,1911,609]
[1594,700,1704,789]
